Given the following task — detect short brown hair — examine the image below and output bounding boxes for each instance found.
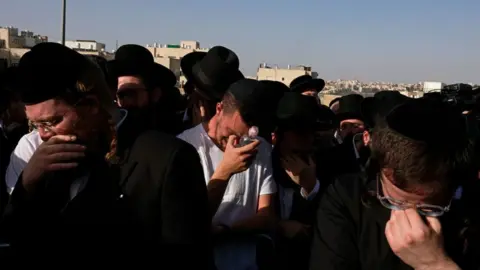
[371,123,474,194]
[221,91,239,114]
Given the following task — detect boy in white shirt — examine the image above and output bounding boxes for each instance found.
[178,79,278,270]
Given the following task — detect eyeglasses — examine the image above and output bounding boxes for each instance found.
[340,122,364,131]
[29,100,82,134]
[376,175,451,217]
[30,119,63,133]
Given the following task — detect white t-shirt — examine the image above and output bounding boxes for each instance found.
[5,130,43,194]
[177,123,277,270]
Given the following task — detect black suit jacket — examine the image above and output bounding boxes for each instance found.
[117,129,213,267]
[1,119,212,268]
[309,171,480,270]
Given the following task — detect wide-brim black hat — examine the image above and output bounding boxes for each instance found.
[289,74,325,93]
[16,42,91,105]
[316,104,338,131]
[107,44,176,88]
[360,97,376,127]
[108,60,176,87]
[336,94,364,122]
[85,55,108,76]
[276,92,320,131]
[361,91,411,128]
[181,51,206,82]
[190,46,244,101]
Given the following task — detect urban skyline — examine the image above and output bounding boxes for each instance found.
[1,0,479,83]
[0,23,473,88]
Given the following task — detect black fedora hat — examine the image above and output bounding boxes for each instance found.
[85,55,108,77]
[107,44,176,88]
[258,80,289,104]
[190,46,244,101]
[317,104,338,131]
[16,42,91,105]
[289,74,325,93]
[361,91,411,128]
[336,94,364,122]
[276,92,319,131]
[360,97,375,127]
[181,51,207,81]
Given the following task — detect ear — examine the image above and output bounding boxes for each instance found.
[150,87,162,103]
[271,132,277,145]
[363,130,370,146]
[381,168,395,183]
[216,102,223,115]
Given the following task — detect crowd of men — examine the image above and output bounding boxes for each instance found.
[0,42,478,270]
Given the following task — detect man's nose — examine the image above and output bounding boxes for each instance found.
[38,129,55,142]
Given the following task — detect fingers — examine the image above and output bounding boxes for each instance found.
[405,208,435,242]
[226,135,236,147]
[44,150,86,171]
[385,218,394,244]
[388,210,399,239]
[426,216,442,235]
[44,143,86,154]
[395,210,412,230]
[389,209,438,247]
[49,151,86,162]
[393,210,413,244]
[47,162,79,171]
[404,208,424,230]
[237,139,260,152]
[47,135,77,144]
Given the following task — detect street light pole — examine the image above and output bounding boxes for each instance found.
[61,0,66,45]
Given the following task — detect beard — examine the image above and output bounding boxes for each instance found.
[126,104,156,129]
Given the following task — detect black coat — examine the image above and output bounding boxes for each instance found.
[0,116,213,268]
[309,171,480,270]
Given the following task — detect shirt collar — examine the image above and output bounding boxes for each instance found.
[115,109,128,130]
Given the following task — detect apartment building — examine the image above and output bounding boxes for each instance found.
[423,81,445,92]
[146,40,210,84]
[64,39,113,60]
[256,63,316,86]
[146,40,209,59]
[0,26,48,68]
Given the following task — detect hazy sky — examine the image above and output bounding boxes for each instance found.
[1,0,479,83]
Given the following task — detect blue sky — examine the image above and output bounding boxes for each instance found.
[1,0,479,83]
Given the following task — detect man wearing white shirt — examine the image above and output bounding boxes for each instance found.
[5,110,127,196]
[178,79,277,270]
[5,130,42,195]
